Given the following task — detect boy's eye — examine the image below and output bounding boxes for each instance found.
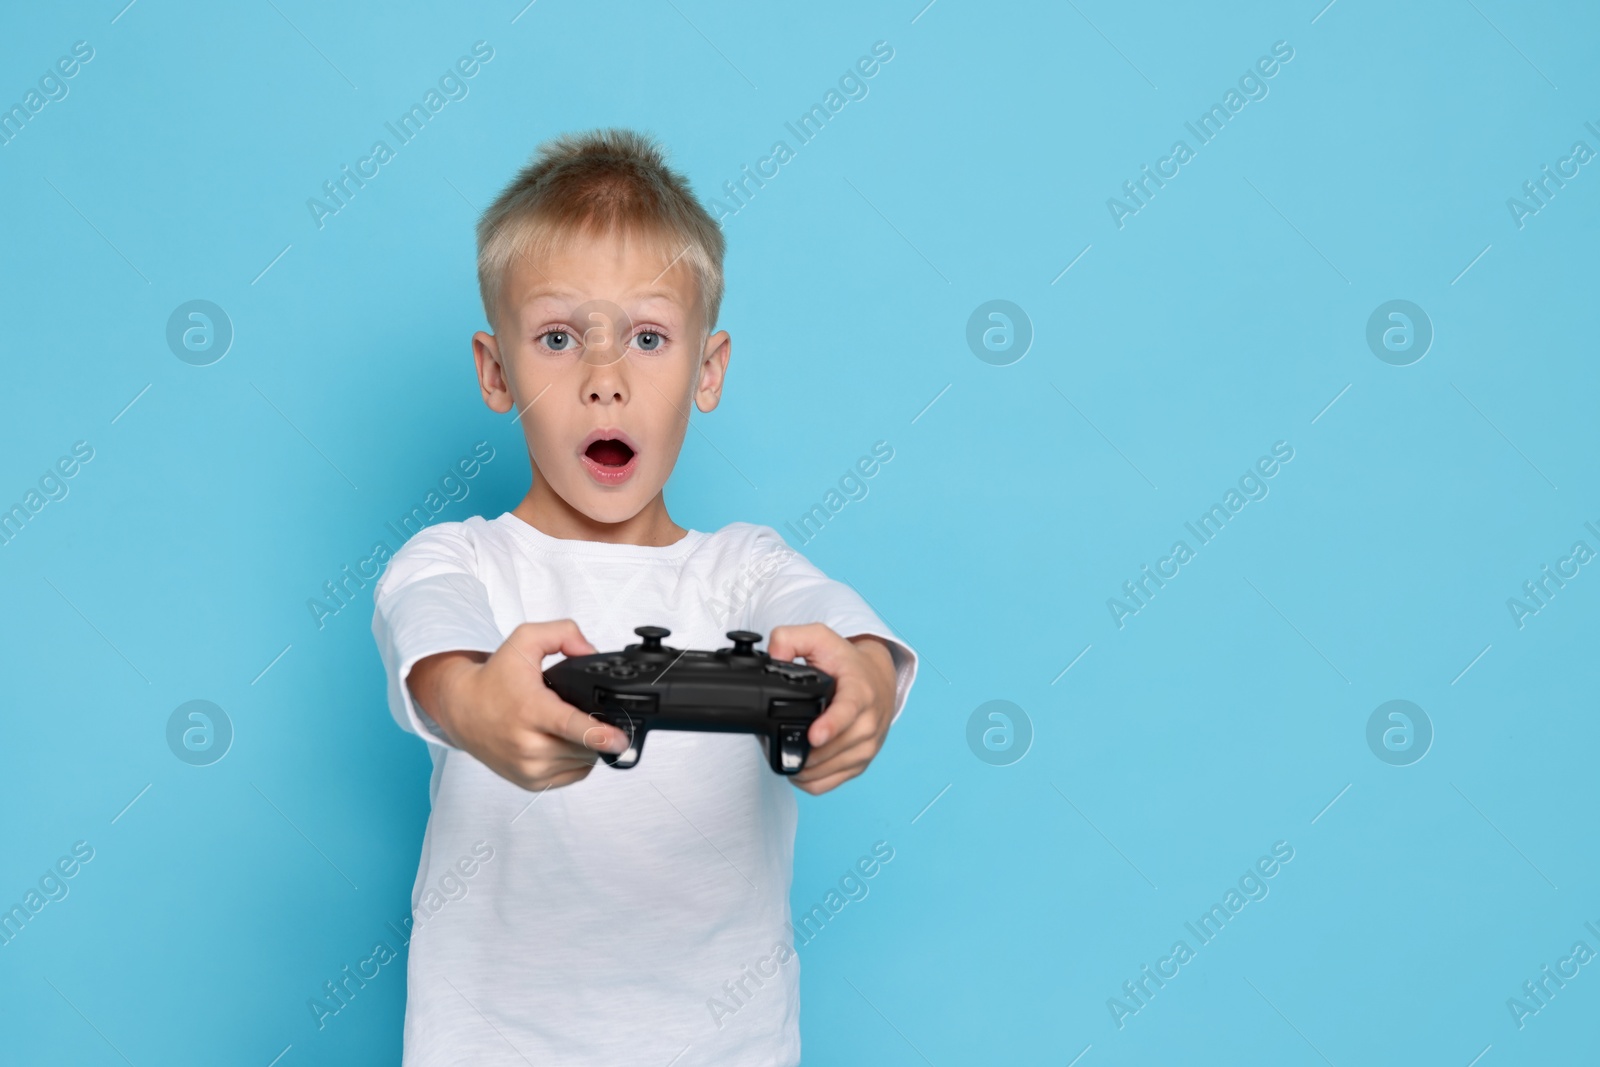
[633,330,664,352]
[540,330,574,351]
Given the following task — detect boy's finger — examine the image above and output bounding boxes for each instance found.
[554,619,598,658]
[793,766,860,795]
[547,700,627,758]
[807,691,861,748]
[793,735,876,782]
[796,726,883,777]
[512,618,598,660]
[808,671,876,747]
[767,623,839,667]
[532,695,632,754]
[511,763,593,793]
[515,751,596,781]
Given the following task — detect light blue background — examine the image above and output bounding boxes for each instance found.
[2,1,1597,1063]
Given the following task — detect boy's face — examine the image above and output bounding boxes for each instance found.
[472,228,729,530]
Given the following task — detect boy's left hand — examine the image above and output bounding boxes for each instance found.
[766,624,898,795]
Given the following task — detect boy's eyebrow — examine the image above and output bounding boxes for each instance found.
[628,288,685,303]
[520,287,686,306]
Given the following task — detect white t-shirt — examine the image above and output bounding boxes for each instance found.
[370,513,918,1066]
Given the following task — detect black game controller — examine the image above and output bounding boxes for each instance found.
[543,626,836,775]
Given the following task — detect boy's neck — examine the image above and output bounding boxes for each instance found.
[511,480,689,547]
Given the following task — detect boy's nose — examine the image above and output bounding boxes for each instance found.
[581,354,628,404]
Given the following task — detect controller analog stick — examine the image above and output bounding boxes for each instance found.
[727,630,762,656]
[635,625,670,651]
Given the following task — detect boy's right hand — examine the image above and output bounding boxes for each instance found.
[406,620,632,792]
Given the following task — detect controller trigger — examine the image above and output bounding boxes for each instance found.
[773,724,809,775]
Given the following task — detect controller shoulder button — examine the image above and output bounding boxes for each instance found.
[764,662,817,683]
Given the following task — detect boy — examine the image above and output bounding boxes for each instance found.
[371,128,918,1065]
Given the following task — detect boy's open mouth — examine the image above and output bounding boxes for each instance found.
[579,431,640,486]
[584,439,635,468]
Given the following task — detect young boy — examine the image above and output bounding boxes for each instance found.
[371,128,918,1066]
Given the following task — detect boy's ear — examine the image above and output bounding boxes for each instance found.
[694,329,730,414]
[473,330,515,414]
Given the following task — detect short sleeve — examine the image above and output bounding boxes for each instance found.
[371,522,507,749]
[741,527,918,723]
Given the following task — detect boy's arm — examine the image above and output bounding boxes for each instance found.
[742,530,919,794]
[406,622,630,791]
[371,527,629,789]
[767,626,902,795]
[370,528,509,747]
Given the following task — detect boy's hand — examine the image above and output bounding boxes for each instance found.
[406,620,633,792]
[766,624,898,795]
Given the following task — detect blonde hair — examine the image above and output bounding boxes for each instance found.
[475,128,725,335]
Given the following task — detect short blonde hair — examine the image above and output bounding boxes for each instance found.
[475,128,725,335]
